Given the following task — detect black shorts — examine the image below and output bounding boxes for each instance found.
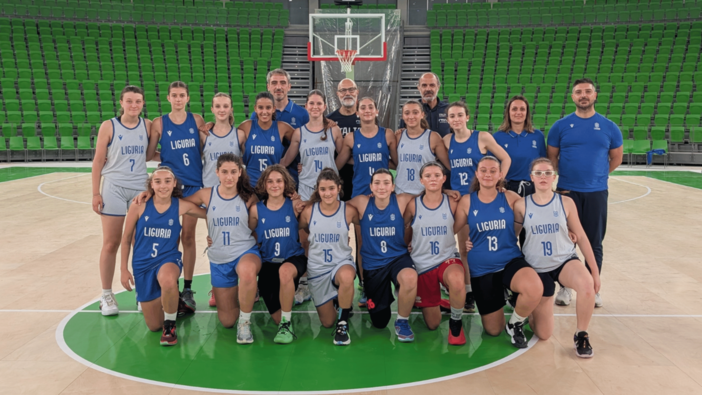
[505,179,536,197]
[537,255,580,297]
[363,253,416,312]
[257,254,308,314]
[471,256,532,316]
[339,164,353,202]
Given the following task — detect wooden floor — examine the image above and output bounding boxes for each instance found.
[1,170,701,394]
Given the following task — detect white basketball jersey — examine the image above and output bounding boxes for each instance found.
[307,202,354,278]
[298,125,338,200]
[395,129,436,195]
[206,188,257,264]
[102,117,148,190]
[202,127,241,188]
[410,194,460,274]
[522,194,577,273]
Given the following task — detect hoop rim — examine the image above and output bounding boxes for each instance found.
[307,42,388,62]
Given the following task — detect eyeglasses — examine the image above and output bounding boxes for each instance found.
[338,87,358,94]
[531,171,556,177]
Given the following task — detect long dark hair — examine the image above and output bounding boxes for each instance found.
[446,101,470,133]
[498,95,534,133]
[307,89,330,140]
[255,91,277,121]
[216,153,254,202]
[309,168,343,203]
[254,164,297,201]
[469,156,506,193]
[118,85,144,117]
[402,100,429,130]
[145,166,183,198]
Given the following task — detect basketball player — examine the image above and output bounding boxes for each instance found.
[120,167,206,346]
[250,165,307,344]
[92,85,151,316]
[327,78,361,201]
[146,81,206,314]
[347,169,418,342]
[395,100,451,195]
[184,153,262,344]
[514,158,600,357]
[403,161,466,345]
[399,73,451,137]
[453,156,543,349]
[444,102,511,314]
[240,92,295,188]
[298,168,359,345]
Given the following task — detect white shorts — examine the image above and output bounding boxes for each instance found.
[308,261,356,307]
[298,183,315,202]
[101,178,143,216]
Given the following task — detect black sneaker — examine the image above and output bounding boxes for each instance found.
[333,320,351,346]
[506,321,528,348]
[177,296,194,317]
[464,292,476,313]
[574,331,594,358]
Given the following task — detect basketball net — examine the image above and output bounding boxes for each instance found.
[336,49,357,73]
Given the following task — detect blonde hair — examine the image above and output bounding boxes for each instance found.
[212,92,234,126]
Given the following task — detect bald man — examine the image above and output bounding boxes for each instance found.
[327,78,361,201]
[399,73,451,137]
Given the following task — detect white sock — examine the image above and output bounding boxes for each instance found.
[450,306,463,321]
[465,284,472,293]
[164,312,177,321]
[281,311,292,322]
[396,313,409,321]
[102,289,112,296]
[509,311,527,325]
[240,311,252,322]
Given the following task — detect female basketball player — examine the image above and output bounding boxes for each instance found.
[298,168,360,346]
[249,165,307,344]
[403,161,467,345]
[347,169,418,342]
[513,158,600,358]
[444,102,511,314]
[202,93,245,189]
[281,90,343,201]
[453,156,543,349]
[120,167,206,346]
[240,92,296,188]
[146,81,206,314]
[183,153,262,344]
[395,100,451,195]
[92,85,151,316]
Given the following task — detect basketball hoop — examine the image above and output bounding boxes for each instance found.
[336,49,357,72]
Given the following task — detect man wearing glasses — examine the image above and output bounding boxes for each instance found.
[399,73,451,137]
[327,78,361,201]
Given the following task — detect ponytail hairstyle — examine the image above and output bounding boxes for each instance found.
[306,89,330,140]
[145,166,183,198]
[216,153,254,202]
[358,96,380,125]
[498,95,535,134]
[255,91,277,121]
[446,101,470,134]
[402,100,429,130]
[469,156,506,193]
[167,81,189,96]
[309,167,344,203]
[212,92,235,126]
[370,168,394,185]
[118,85,145,117]
[418,161,447,195]
[254,164,297,201]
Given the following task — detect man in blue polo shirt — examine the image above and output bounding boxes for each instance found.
[251,68,310,184]
[547,77,623,308]
[399,73,451,137]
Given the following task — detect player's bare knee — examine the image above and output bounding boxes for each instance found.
[278,265,297,283]
[103,239,120,254]
[398,270,417,289]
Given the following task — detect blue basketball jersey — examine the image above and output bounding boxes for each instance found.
[467,192,522,278]
[359,194,407,271]
[132,198,182,273]
[255,199,305,263]
[449,131,484,195]
[243,121,284,188]
[352,128,390,197]
[159,113,203,187]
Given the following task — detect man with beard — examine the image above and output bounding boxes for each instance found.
[399,73,450,137]
[326,78,361,201]
[547,78,623,308]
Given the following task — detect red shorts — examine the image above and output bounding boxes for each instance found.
[415,258,463,308]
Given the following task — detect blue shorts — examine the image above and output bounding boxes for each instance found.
[134,252,183,303]
[210,248,261,288]
[181,185,201,198]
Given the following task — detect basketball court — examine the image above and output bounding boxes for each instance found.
[1,164,702,394]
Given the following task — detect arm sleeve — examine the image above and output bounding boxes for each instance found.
[546,121,560,148]
[609,121,623,149]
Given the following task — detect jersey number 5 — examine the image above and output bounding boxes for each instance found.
[151,243,159,258]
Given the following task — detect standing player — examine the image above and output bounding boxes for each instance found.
[514,158,600,357]
[453,156,544,349]
[327,78,361,200]
[250,165,307,344]
[202,93,244,189]
[547,78,623,307]
[348,169,418,342]
[240,92,295,188]
[395,99,451,195]
[119,167,206,346]
[444,102,511,313]
[92,85,151,316]
[298,168,360,345]
[399,73,451,137]
[147,81,206,314]
[403,162,466,345]
[184,154,262,344]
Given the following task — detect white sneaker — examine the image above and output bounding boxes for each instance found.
[294,282,312,305]
[99,293,119,316]
[555,286,572,306]
[237,320,254,344]
[594,293,603,308]
[137,302,142,313]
